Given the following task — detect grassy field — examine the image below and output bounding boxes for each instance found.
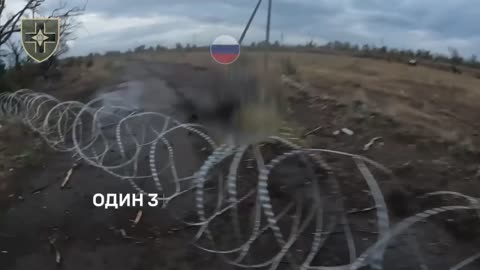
[3,49,480,190]
[132,50,480,147]
[2,49,480,193]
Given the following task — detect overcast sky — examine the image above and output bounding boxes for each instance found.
[9,0,480,57]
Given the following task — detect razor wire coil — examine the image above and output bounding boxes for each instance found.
[1,89,480,270]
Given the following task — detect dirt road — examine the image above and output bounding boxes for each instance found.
[0,58,479,270]
[0,60,234,270]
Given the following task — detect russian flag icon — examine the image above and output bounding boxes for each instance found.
[210,35,241,65]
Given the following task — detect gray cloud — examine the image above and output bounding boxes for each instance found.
[34,0,480,57]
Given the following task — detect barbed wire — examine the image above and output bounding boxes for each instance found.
[1,89,479,269]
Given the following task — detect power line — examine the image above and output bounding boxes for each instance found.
[238,0,274,97]
[239,0,263,45]
[239,0,273,46]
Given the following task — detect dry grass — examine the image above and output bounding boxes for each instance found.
[264,52,480,147]
[126,50,480,146]
[0,119,47,199]
[36,55,128,101]
[28,49,480,148]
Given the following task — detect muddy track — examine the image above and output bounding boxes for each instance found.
[0,61,234,270]
[0,59,479,270]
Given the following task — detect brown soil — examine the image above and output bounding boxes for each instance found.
[0,52,479,269]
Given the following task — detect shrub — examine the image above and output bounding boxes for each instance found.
[281,57,297,76]
[64,57,77,67]
[86,58,94,68]
[0,76,13,93]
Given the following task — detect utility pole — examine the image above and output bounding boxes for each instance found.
[237,0,273,75]
[262,0,273,99]
[266,0,272,45]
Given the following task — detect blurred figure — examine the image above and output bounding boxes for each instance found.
[171,55,285,145]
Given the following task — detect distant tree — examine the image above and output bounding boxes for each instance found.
[273,40,280,48]
[361,44,370,52]
[342,41,352,51]
[305,40,315,48]
[405,49,415,58]
[0,0,85,78]
[134,45,146,53]
[414,49,431,60]
[0,58,11,93]
[469,54,477,64]
[0,59,6,76]
[388,48,397,54]
[250,42,256,48]
[433,54,449,63]
[175,42,183,50]
[155,45,167,51]
[105,51,121,56]
[414,49,421,58]
[424,50,432,59]
[0,0,45,47]
[50,1,86,58]
[85,55,94,67]
[448,47,463,65]
[387,48,395,58]
[332,40,342,50]
[257,41,268,47]
[6,40,24,70]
